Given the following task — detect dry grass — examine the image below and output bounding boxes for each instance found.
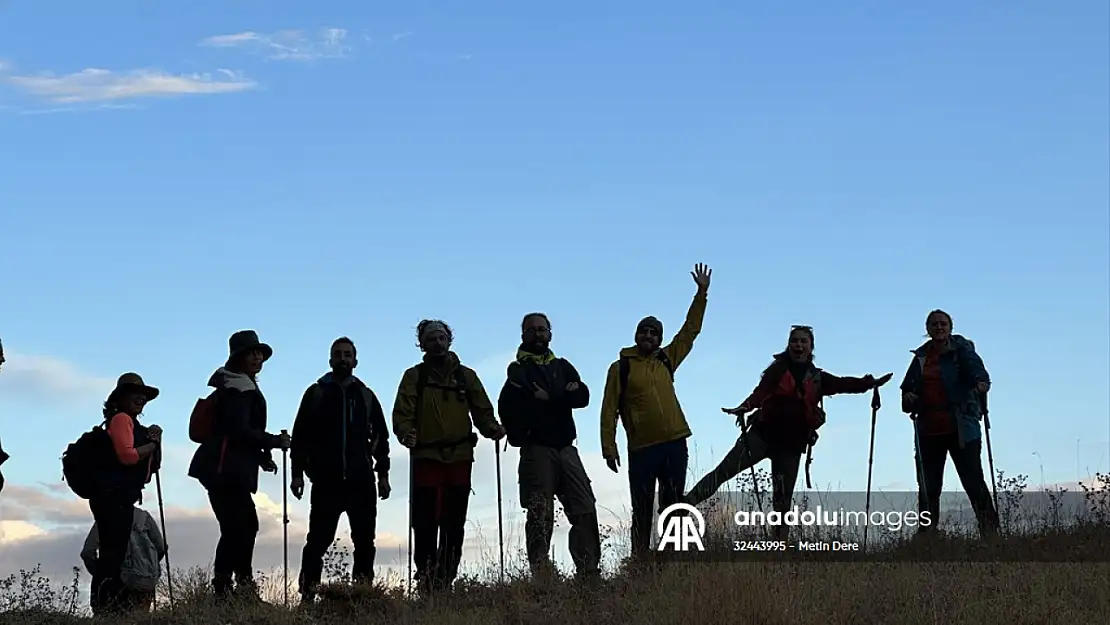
[4,472,1110,625]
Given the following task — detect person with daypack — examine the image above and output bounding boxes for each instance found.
[187,330,291,601]
[82,505,166,614]
[598,263,711,558]
[900,309,998,537]
[86,373,163,614]
[683,326,892,541]
[497,312,601,580]
[392,319,506,595]
[289,336,392,603]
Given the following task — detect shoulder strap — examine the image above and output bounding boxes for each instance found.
[656,350,674,380]
[414,363,428,422]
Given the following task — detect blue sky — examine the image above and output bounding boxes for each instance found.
[1,0,1108,586]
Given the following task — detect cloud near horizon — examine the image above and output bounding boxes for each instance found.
[0,352,116,406]
[0,63,256,104]
[199,28,351,62]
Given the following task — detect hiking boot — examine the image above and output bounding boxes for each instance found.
[234,577,262,603]
[212,575,233,601]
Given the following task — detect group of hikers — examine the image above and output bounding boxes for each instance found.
[0,262,1000,614]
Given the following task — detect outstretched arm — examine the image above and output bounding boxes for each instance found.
[823,372,891,397]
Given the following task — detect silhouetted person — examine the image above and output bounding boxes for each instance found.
[188,330,291,600]
[901,309,998,537]
[392,319,505,595]
[291,337,391,603]
[89,373,162,614]
[497,312,600,579]
[686,326,892,542]
[599,264,710,558]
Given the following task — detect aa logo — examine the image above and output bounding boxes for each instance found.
[656,503,705,552]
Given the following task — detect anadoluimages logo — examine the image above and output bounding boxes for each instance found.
[656,503,706,552]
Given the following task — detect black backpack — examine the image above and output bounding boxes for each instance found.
[617,350,674,418]
[62,425,112,500]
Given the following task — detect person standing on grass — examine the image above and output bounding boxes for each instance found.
[82,504,166,615]
[683,326,892,541]
[497,312,601,580]
[89,373,163,614]
[187,330,291,601]
[290,336,392,603]
[900,309,999,537]
[599,263,711,558]
[392,319,506,595]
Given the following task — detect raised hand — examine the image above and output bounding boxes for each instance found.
[691,263,712,291]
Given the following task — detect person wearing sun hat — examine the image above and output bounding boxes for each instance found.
[91,372,164,614]
[188,330,291,601]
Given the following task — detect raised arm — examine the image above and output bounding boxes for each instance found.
[599,361,621,459]
[662,264,711,371]
[823,371,891,397]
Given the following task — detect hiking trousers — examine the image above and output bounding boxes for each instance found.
[628,438,688,555]
[518,444,601,576]
[684,428,802,541]
[207,485,260,588]
[411,459,472,594]
[299,477,378,592]
[916,431,999,536]
[88,492,137,614]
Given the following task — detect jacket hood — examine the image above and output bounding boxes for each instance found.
[619,346,659,359]
[316,372,367,387]
[912,333,975,356]
[208,367,259,392]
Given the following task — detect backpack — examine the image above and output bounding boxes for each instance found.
[616,350,674,419]
[189,391,219,444]
[411,362,479,450]
[120,515,161,592]
[62,425,112,500]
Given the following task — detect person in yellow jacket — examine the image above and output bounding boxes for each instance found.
[600,263,711,556]
[392,319,505,595]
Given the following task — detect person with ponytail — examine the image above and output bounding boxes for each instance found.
[683,325,891,541]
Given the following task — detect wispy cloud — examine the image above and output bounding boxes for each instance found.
[391,31,413,42]
[199,28,351,61]
[2,66,256,104]
[0,352,114,405]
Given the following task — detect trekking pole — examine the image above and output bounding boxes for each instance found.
[739,419,763,512]
[981,391,998,513]
[863,386,880,552]
[154,471,175,611]
[494,439,505,585]
[407,451,413,597]
[280,430,289,608]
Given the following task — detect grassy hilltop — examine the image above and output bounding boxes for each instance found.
[3,471,1109,625]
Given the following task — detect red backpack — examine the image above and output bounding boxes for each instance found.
[189,392,218,444]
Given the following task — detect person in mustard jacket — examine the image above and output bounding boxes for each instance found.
[599,263,711,557]
[392,319,505,595]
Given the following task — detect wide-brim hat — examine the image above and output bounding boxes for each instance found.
[112,372,160,401]
[227,330,273,364]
